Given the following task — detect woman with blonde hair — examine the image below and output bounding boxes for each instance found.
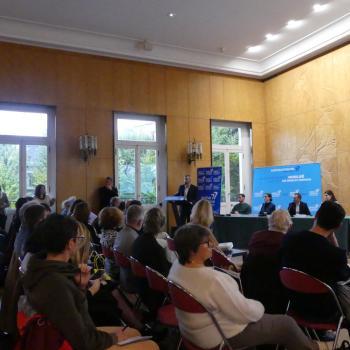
[190,199,219,247]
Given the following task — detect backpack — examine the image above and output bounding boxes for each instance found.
[14,314,72,350]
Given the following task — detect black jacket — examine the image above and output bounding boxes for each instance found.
[176,184,198,204]
[98,186,118,209]
[288,201,311,216]
[281,230,350,319]
[259,202,276,216]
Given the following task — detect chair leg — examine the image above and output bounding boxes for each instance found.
[311,329,320,341]
[333,316,344,350]
[304,327,312,339]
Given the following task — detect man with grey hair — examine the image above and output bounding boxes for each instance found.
[241,210,292,314]
[113,204,143,292]
[113,204,143,256]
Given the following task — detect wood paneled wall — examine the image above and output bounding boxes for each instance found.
[264,44,350,212]
[0,42,266,212]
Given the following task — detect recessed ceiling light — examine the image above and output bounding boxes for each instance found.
[247,45,263,53]
[265,33,280,41]
[313,3,329,13]
[167,12,176,18]
[286,19,303,29]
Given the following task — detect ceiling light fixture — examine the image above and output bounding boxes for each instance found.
[313,3,329,13]
[265,33,279,41]
[286,19,303,29]
[167,12,176,17]
[247,45,263,53]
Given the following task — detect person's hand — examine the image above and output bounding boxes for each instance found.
[89,278,101,296]
[74,264,91,289]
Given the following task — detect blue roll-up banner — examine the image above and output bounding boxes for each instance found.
[197,167,222,215]
[252,163,322,215]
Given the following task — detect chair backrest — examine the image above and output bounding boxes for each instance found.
[280,267,344,316]
[145,265,169,294]
[168,280,233,349]
[129,256,147,278]
[167,237,176,252]
[211,249,238,272]
[101,245,114,259]
[113,249,130,268]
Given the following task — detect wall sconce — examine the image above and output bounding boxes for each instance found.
[79,134,97,161]
[187,140,203,164]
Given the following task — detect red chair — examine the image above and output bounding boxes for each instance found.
[145,266,178,328]
[167,237,176,252]
[211,249,239,272]
[113,249,130,268]
[280,267,345,350]
[168,280,233,350]
[101,245,114,259]
[129,256,147,278]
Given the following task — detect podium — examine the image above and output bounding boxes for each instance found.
[163,196,186,227]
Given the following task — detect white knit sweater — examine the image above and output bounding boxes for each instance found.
[168,260,264,349]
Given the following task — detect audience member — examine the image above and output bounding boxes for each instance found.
[281,201,349,320]
[125,199,142,210]
[169,224,326,350]
[98,207,123,279]
[259,193,276,216]
[190,199,219,248]
[231,193,252,215]
[21,214,158,350]
[0,186,10,230]
[61,196,76,216]
[131,207,171,317]
[323,190,337,203]
[0,204,47,335]
[288,193,311,216]
[72,201,100,247]
[241,210,292,313]
[98,177,118,210]
[114,205,144,291]
[33,184,55,207]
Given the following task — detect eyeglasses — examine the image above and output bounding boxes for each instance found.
[200,240,211,247]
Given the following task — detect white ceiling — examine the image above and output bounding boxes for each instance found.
[0,0,349,78]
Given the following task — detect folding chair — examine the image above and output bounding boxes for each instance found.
[213,266,243,294]
[113,249,130,269]
[168,280,233,350]
[129,256,147,278]
[280,267,345,350]
[211,249,239,273]
[145,266,178,328]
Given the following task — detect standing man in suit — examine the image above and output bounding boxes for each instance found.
[176,175,198,225]
[258,193,276,216]
[288,193,311,216]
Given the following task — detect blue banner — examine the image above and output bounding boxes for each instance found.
[252,163,322,215]
[197,167,222,215]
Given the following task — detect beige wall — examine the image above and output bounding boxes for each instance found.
[264,44,350,212]
[0,42,266,213]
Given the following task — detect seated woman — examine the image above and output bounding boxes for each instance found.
[131,207,171,317]
[98,207,124,279]
[190,199,219,248]
[21,214,158,350]
[240,210,292,314]
[33,184,55,207]
[168,223,328,350]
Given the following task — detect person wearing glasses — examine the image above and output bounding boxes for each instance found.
[20,214,158,350]
[259,193,276,216]
[168,224,329,350]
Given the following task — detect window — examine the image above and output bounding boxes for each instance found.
[0,104,55,206]
[211,121,252,214]
[114,113,166,206]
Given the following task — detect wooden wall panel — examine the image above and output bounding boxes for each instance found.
[0,41,267,214]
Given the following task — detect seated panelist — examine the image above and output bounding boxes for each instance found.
[231,193,252,214]
[259,193,276,216]
[288,193,311,216]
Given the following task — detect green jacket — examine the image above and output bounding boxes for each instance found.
[22,254,115,350]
